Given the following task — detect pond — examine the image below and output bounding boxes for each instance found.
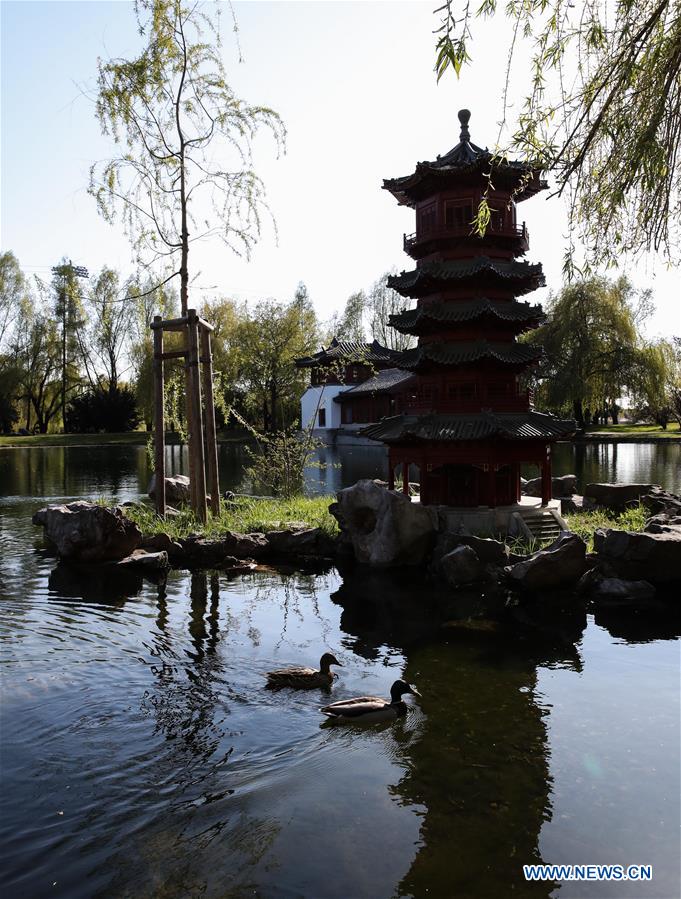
[0,443,679,898]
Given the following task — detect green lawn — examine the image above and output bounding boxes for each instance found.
[0,430,251,448]
[584,422,680,439]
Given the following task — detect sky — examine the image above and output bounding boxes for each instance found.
[1,0,679,339]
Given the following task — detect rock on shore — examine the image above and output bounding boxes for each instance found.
[32,501,142,562]
[329,479,437,566]
[507,532,588,591]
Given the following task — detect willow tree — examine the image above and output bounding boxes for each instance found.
[434,1,681,272]
[89,0,285,314]
[525,276,650,425]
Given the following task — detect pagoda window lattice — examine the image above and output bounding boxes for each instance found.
[419,203,437,234]
[489,208,505,231]
[445,200,474,229]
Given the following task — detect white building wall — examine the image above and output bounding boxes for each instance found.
[300,384,351,431]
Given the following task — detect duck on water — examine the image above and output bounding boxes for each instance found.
[320,679,421,724]
[266,652,342,690]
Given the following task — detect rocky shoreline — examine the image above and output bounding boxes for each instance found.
[32,480,681,622]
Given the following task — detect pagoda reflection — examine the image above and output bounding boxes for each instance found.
[331,571,585,897]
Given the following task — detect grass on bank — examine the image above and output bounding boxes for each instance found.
[124,494,339,540]
[583,422,680,439]
[120,493,647,555]
[0,430,252,448]
[564,503,647,551]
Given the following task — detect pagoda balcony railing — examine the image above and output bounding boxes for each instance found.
[404,222,528,252]
[405,390,533,414]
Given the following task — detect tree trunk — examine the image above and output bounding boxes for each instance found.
[573,398,584,428]
[269,380,278,433]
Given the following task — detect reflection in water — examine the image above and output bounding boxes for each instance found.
[48,561,146,604]
[1,443,680,897]
[331,579,584,898]
[1,441,678,509]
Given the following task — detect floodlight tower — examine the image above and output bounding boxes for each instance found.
[51,260,89,433]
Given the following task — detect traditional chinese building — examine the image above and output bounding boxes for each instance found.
[362,109,574,509]
[296,338,401,434]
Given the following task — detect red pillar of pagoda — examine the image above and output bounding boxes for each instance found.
[363,109,574,508]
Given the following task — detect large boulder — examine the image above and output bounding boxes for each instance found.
[147,473,191,506]
[644,511,681,534]
[265,527,337,560]
[32,501,142,562]
[641,487,681,517]
[507,532,588,591]
[440,545,484,587]
[431,532,509,571]
[523,474,578,498]
[592,576,656,605]
[593,527,681,585]
[329,479,438,566]
[584,483,659,512]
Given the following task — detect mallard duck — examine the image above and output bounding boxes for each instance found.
[319,679,421,723]
[266,652,342,690]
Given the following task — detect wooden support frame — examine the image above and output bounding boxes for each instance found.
[151,308,220,522]
[200,327,221,517]
[153,315,166,518]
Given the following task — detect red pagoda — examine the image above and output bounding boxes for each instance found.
[363,109,574,510]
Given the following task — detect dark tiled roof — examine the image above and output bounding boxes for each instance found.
[334,368,415,401]
[388,257,545,298]
[383,111,547,207]
[362,411,575,443]
[398,340,542,371]
[390,299,545,333]
[295,338,399,368]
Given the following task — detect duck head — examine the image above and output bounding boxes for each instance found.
[390,679,421,702]
[319,652,342,672]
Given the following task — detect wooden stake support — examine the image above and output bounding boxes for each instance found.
[151,309,220,523]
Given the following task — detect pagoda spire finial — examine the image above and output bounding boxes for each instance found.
[458,108,471,143]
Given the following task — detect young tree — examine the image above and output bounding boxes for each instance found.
[434,1,681,270]
[238,296,319,432]
[367,270,415,351]
[327,290,367,343]
[0,251,27,351]
[13,292,62,433]
[90,0,285,314]
[127,274,178,429]
[200,295,246,423]
[0,252,30,430]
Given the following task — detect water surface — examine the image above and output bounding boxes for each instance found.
[0,444,679,898]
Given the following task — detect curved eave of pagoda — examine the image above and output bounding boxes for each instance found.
[383,161,547,208]
[398,340,543,373]
[388,258,546,299]
[389,299,545,336]
[361,411,575,444]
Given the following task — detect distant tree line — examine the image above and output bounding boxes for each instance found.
[0,252,409,436]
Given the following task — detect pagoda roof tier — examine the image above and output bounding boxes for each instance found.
[383,110,547,207]
[362,410,575,443]
[390,298,545,335]
[334,367,414,400]
[398,339,543,372]
[295,337,399,368]
[388,257,545,298]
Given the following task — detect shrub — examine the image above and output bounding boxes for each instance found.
[67,386,141,433]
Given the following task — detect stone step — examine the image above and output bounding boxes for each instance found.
[515,507,564,540]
